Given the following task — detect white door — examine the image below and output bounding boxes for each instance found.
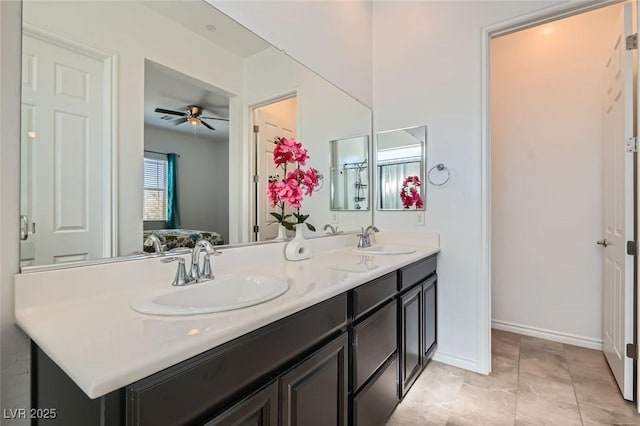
[602,2,634,401]
[21,34,108,266]
[254,108,296,241]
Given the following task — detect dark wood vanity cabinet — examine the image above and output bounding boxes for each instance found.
[207,334,348,426]
[31,254,438,426]
[398,257,438,398]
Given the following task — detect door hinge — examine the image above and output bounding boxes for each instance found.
[627,33,638,50]
[627,241,638,256]
[253,125,259,133]
[626,136,638,153]
[627,343,638,360]
[253,225,259,233]
[253,174,259,184]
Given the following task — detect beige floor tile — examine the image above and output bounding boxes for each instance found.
[517,369,577,406]
[492,330,521,360]
[446,382,516,426]
[387,332,636,426]
[520,335,565,352]
[515,390,582,426]
[464,355,517,391]
[579,400,640,426]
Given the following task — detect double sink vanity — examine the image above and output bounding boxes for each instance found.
[15,232,439,425]
[13,2,440,425]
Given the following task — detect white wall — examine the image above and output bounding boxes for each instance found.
[372,0,564,372]
[1,1,29,422]
[144,125,230,243]
[208,0,373,107]
[244,47,373,235]
[23,1,245,256]
[491,6,619,348]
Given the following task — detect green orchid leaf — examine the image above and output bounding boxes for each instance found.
[270,212,283,221]
[282,221,295,231]
[305,223,316,232]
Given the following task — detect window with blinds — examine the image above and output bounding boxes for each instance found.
[143,157,168,221]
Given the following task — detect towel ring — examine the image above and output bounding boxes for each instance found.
[427,163,450,186]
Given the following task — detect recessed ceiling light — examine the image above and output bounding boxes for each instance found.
[205,24,217,32]
[27,131,36,139]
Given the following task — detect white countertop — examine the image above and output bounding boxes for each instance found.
[15,232,439,399]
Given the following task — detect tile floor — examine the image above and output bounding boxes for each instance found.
[387,330,640,425]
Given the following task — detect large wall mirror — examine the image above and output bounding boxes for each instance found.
[19,0,372,270]
[376,126,426,211]
[329,136,370,211]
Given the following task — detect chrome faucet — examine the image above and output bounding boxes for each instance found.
[323,224,340,235]
[161,240,221,286]
[357,225,379,249]
[161,257,192,286]
[144,233,163,255]
[190,239,221,282]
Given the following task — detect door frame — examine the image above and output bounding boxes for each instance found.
[21,24,118,262]
[480,0,633,381]
[248,91,298,242]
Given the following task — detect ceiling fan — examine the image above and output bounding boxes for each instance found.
[154,105,229,131]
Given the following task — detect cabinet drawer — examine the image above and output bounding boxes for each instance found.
[352,300,397,391]
[399,255,436,291]
[127,294,347,426]
[352,354,399,426]
[352,272,397,319]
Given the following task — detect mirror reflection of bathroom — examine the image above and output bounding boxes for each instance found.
[143,60,231,252]
[330,136,370,211]
[377,125,426,210]
[252,96,298,242]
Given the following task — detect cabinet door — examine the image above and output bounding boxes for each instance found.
[422,277,437,363]
[399,285,422,398]
[280,334,348,426]
[204,381,278,426]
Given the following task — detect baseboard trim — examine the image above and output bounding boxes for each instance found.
[492,319,603,350]
[432,350,481,373]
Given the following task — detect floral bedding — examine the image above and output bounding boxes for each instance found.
[143,229,224,253]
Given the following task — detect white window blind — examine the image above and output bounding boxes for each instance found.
[143,157,168,221]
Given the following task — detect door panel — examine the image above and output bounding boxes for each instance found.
[21,33,108,266]
[602,3,634,400]
[254,106,296,241]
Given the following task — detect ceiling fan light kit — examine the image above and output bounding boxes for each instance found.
[153,104,229,131]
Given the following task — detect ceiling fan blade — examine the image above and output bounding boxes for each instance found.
[155,108,186,116]
[172,117,188,126]
[200,116,230,122]
[200,120,216,131]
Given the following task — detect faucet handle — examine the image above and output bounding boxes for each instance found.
[161,257,192,286]
[201,255,215,280]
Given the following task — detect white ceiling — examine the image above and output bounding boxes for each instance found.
[141,0,270,58]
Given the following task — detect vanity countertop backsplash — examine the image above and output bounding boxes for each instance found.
[15,232,439,399]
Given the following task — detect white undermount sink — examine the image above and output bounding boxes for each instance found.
[352,245,417,255]
[130,274,289,316]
